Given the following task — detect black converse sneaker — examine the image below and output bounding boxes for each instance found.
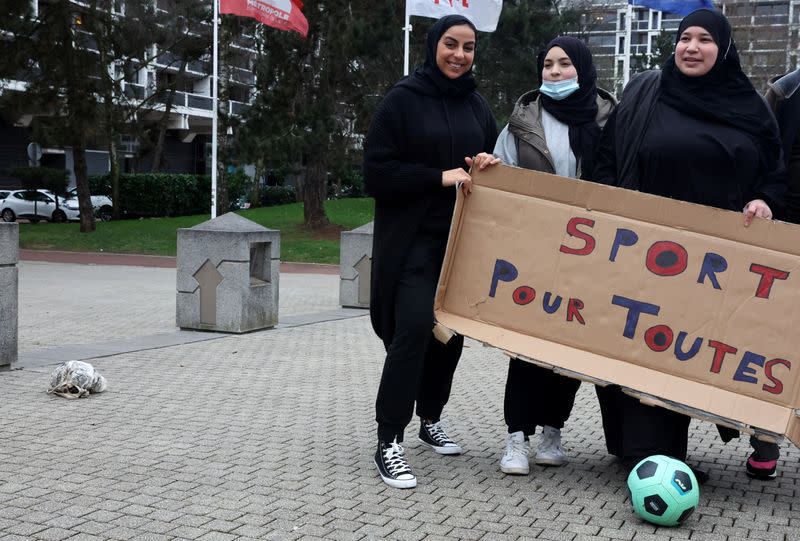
[419,420,462,455]
[375,438,417,489]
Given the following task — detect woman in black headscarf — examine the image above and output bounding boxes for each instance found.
[487,36,617,475]
[363,15,497,489]
[593,9,785,477]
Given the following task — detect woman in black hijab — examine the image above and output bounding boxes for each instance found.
[363,15,497,489]
[488,36,617,475]
[593,9,785,477]
[595,8,784,215]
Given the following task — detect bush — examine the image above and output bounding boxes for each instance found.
[226,169,250,209]
[328,168,364,199]
[260,186,296,207]
[89,173,212,217]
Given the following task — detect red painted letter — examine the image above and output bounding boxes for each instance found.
[646,241,688,277]
[763,358,791,395]
[566,298,585,325]
[708,340,738,373]
[559,217,596,256]
[645,325,674,352]
[749,264,789,299]
[512,286,536,306]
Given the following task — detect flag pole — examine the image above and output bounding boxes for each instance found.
[211,0,219,218]
[403,2,411,76]
[623,2,633,87]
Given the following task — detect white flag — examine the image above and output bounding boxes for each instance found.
[407,0,503,32]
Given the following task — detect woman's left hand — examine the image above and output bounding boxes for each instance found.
[743,199,773,227]
[465,152,501,172]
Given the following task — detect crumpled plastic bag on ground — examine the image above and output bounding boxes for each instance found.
[47,361,108,399]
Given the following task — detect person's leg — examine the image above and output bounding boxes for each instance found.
[615,393,691,463]
[530,368,581,466]
[595,384,624,458]
[499,357,538,474]
[595,386,699,480]
[416,332,465,455]
[416,332,463,422]
[374,239,439,488]
[533,370,581,429]
[503,357,538,436]
[375,240,438,443]
[746,436,780,480]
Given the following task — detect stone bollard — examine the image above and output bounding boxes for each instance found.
[176,213,280,333]
[0,223,18,367]
[340,221,373,309]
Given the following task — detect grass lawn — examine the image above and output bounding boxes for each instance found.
[17,198,375,264]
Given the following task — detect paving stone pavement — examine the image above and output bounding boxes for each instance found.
[17,262,341,353]
[2,264,799,541]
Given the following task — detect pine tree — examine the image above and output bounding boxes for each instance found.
[242,1,392,229]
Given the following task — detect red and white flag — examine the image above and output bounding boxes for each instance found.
[220,0,309,38]
[407,0,503,32]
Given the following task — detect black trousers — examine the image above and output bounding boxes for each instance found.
[717,425,781,461]
[375,233,462,443]
[595,385,690,463]
[750,436,781,460]
[504,357,581,436]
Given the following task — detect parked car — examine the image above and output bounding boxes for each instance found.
[64,188,114,221]
[0,189,80,223]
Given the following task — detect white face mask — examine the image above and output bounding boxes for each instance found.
[540,77,580,100]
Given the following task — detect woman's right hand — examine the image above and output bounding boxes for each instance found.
[442,168,473,194]
[465,152,501,172]
[743,199,772,227]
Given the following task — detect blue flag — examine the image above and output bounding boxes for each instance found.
[629,0,715,16]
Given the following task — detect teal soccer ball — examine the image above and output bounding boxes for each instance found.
[627,455,699,527]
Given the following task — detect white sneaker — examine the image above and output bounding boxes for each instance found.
[535,426,567,466]
[500,431,530,475]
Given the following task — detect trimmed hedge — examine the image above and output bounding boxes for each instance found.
[260,186,296,207]
[90,173,212,217]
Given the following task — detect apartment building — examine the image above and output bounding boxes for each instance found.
[0,0,258,187]
[575,0,800,93]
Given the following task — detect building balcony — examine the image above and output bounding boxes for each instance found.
[230,67,255,86]
[123,83,145,100]
[148,89,248,119]
[229,101,249,116]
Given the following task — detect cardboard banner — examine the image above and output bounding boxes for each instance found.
[434,165,800,446]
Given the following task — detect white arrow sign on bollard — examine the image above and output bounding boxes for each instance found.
[193,259,224,326]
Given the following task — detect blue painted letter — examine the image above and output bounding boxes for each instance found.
[697,252,727,290]
[611,295,660,339]
[489,259,518,298]
[609,229,639,262]
[733,351,765,384]
[542,292,562,314]
[674,331,703,361]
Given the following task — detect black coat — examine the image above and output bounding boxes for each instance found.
[594,70,785,213]
[765,68,800,223]
[363,79,497,342]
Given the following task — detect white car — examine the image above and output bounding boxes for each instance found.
[0,189,80,223]
[63,188,114,221]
